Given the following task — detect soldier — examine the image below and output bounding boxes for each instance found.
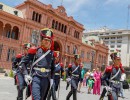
[100,51,125,100]
[66,63,72,90]
[19,28,55,100]
[47,51,64,100]
[12,43,31,100]
[66,54,81,100]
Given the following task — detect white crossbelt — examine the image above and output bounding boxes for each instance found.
[72,74,79,77]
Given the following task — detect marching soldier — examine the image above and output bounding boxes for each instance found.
[100,51,125,100]
[12,43,31,100]
[66,54,81,100]
[66,63,72,90]
[19,28,55,100]
[47,51,64,100]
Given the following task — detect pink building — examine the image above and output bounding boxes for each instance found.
[0,0,108,69]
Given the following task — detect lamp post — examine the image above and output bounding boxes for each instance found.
[91,50,95,70]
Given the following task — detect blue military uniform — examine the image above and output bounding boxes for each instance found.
[66,54,81,100]
[12,54,26,100]
[20,47,55,100]
[20,28,55,100]
[47,62,64,100]
[100,51,124,100]
[101,66,122,100]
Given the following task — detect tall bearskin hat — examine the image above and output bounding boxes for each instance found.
[110,50,121,60]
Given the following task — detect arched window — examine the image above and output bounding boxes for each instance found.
[32,11,36,20]
[11,26,19,40]
[31,30,39,46]
[52,20,55,29]
[55,21,58,30]
[38,14,41,23]
[73,45,78,54]
[58,23,61,31]
[5,24,11,38]
[64,25,67,33]
[61,24,64,32]
[35,13,38,21]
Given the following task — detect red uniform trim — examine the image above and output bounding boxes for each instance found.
[60,63,64,67]
[16,54,22,58]
[28,47,37,54]
[68,64,72,68]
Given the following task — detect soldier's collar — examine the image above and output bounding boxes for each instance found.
[40,46,49,52]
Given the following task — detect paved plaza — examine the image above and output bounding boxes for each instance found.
[0,77,130,100]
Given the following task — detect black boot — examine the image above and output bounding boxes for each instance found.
[17,97,23,100]
[66,90,72,100]
[73,90,77,100]
[99,88,107,100]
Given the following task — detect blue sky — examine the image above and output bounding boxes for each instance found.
[1,0,130,31]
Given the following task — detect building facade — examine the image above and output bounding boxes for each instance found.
[0,0,108,70]
[84,27,130,67]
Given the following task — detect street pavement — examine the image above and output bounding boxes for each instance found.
[0,77,130,100]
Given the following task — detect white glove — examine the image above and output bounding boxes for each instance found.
[105,86,112,92]
[24,75,32,85]
[13,71,16,76]
[50,79,54,87]
[66,78,71,82]
[121,73,126,81]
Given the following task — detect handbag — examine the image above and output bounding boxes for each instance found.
[122,80,129,89]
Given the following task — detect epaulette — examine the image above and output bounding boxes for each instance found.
[16,54,23,58]
[28,46,37,54]
[105,66,113,73]
[60,63,64,67]
[68,63,72,68]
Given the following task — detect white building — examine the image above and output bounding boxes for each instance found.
[84,27,130,67]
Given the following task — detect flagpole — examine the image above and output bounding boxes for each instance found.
[61,0,63,6]
[127,5,130,29]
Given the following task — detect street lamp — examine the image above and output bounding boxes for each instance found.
[91,50,95,70]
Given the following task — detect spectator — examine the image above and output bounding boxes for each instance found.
[93,67,102,95]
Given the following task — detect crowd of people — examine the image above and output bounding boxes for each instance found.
[77,67,102,95]
[12,28,128,100]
